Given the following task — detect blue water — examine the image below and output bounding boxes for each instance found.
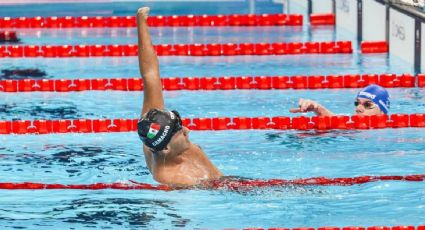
[1,1,425,229]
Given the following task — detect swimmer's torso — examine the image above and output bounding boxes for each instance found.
[143,143,223,186]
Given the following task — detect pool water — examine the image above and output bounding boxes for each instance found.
[0,1,424,229]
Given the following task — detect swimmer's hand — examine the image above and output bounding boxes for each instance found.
[137,7,150,18]
[289,98,335,117]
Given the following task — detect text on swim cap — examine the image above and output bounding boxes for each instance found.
[152,125,170,147]
[358,91,376,99]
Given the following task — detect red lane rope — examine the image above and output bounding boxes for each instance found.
[0,14,304,28]
[0,41,353,58]
[1,73,422,93]
[1,114,425,135]
[0,174,424,190]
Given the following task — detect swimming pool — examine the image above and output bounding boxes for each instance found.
[1,1,425,229]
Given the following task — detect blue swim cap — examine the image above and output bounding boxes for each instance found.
[356,84,390,114]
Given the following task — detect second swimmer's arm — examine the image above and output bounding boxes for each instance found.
[289,98,335,117]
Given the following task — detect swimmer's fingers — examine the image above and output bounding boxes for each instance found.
[289,108,303,113]
[137,7,150,17]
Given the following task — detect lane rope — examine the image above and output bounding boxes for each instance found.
[1,73,422,93]
[0,40,353,58]
[0,13,305,28]
[0,174,424,190]
[1,114,424,135]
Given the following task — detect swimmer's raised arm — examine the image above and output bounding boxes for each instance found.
[289,98,335,117]
[137,7,164,116]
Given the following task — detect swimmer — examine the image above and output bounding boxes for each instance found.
[136,7,222,186]
[289,84,390,116]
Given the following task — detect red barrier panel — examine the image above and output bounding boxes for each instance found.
[304,42,320,53]
[287,42,303,54]
[212,117,231,130]
[122,44,138,56]
[218,77,236,90]
[291,76,307,89]
[236,76,255,89]
[128,78,143,91]
[107,45,123,56]
[255,76,272,89]
[59,16,76,28]
[41,45,57,57]
[12,120,31,134]
[93,119,112,132]
[52,120,75,133]
[189,44,205,56]
[13,17,28,28]
[252,117,271,129]
[0,121,11,134]
[8,45,24,57]
[23,45,40,57]
[74,119,93,133]
[192,118,212,130]
[361,41,388,53]
[330,115,350,129]
[89,45,106,56]
[182,77,200,90]
[17,79,35,92]
[205,43,221,56]
[91,78,109,90]
[410,114,425,127]
[162,78,181,90]
[271,116,290,129]
[33,120,52,134]
[110,78,128,91]
[57,45,73,57]
[223,43,239,55]
[379,73,397,88]
[233,117,252,129]
[312,116,331,130]
[370,114,388,129]
[344,74,361,88]
[390,114,409,128]
[310,13,335,26]
[271,42,287,55]
[326,75,343,88]
[418,74,425,87]
[254,43,271,55]
[291,116,311,130]
[272,76,290,89]
[173,44,189,56]
[2,80,17,92]
[154,44,172,56]
[399,74,415,87]
[308,75,325,89]
[55,79,74,92]
[351,115,370,129]
[200,77,218,90]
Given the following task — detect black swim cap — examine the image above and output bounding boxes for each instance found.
[137,109,182,151]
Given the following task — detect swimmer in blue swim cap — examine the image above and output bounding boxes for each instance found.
[136,7,222,186]
[290,84,390,116]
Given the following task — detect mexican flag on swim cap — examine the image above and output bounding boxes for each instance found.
[147,123,160,139]
[357,84,390,114]
[137,108,180,151]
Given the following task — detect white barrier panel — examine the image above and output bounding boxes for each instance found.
[287,0,308,14]
[363,0,386,41]
[389,8,415,66]
[421,23,425,73]
[336,0,358,36]
[312,0,333,13]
